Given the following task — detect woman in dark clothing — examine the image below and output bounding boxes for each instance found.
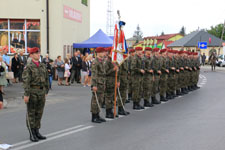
[11,53,20,83]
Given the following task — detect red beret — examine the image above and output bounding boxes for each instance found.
[135,47,143,51]
[153,48,159,52]
[29,47,40,54]
[160,49,166,53]
[129,49,135,53]
[95,47,105,53]
[105,47,112,52]
[145,47,152,51]
[178,51,183,55]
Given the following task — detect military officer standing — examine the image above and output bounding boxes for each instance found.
[22,47,49,142]
[90,47,106,123]
[127,49,135,103]
[131,47,145,110]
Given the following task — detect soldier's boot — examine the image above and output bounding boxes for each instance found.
[152,96,161,104]
[173,91,178,97]
[166,92,171,100]
[170,92,175,99]
[144,99,152,107]
[133,102,141,110]
[180,88,185,95]
[106,109,114,119]
[188,86,192,91]
[35,129,46,140]
[29,129,39,142]
[195,84,200,89]
[126,93,131,103]
[97,113,106,122]
[137,101,145,109]
[176,89,181,96]
[92,113,102,123]
[118,106,130,115]
[185,87,189,93]
[160,95,168,102]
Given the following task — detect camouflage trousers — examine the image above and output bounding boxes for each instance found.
[152,75,160,96]
[167,73,176,93]
[132,75,142,103]
[159,74,168,96]
[175,73,180,90]
[180,71,186,88]
[143,74,153,101]
[128,74,132,96]
[118,76,128,107]
[91,84,104,114]
[195,70,200,85]
[26,90,46,129]
[105,77,116,109]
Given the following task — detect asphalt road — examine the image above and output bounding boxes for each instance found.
[1,66,225,150]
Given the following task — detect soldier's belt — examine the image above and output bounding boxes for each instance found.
[30,85,44,89]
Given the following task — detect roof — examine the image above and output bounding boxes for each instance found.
[127,37,144,41]
[168,30,225,47]
[144,33,182,40]
[73,29,113,48]
[163,41,174,48]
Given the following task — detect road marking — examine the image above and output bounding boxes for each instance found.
[12,126,93,150]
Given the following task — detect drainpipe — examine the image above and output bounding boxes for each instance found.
[46,0,49,54]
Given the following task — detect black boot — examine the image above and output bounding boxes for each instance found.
[166,92,171,100]
[106,109,114,119]
[144,100,152,107]
[152,97,161,104]
[173,91,178,97]
[170,92,175,99]
[35,129,46,140]
[195,84,200,89]
[101,100,105,108]
[176,89,181,96]
[133,102,141,110]
[160,95,168,102]
[118,107,130,115]
[29,129,39,142]
[92,113,102,123]
[97,113,106,122]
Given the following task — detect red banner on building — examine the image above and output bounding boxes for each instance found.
[63,5,82,23]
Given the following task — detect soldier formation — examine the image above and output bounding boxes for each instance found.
[90,46,201,123]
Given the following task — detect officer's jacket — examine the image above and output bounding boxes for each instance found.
[22,61,49,97]
[91,57,106,87]
[160,56,169,74]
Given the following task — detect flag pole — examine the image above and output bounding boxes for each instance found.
[113,70,118,117]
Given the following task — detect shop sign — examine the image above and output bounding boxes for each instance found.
[64,5,82,23]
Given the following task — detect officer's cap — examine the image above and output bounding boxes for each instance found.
[145,47,152,51]
[153,48,159,52]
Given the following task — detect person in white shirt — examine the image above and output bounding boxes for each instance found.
[64,58,71,86]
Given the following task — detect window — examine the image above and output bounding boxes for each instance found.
[82,0,88,6]
[0,19,40,54]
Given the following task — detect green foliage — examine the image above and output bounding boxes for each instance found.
[207,23,225,41]
[179,26,186,36]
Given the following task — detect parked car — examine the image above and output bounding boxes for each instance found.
[216,55,225,67]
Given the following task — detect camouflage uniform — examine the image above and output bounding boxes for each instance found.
[118,58,130,115]
[151,55,161,104]
[143,55,154,106]
[131,54,144,109]
[90,57,105,115]
[22,60,49,141]
[167,56,176,98]
[127,55,133,102]
[159,55,169,101]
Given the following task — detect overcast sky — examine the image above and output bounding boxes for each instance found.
[90,0,225,38]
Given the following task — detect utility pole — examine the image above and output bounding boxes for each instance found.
[219,20,225,55]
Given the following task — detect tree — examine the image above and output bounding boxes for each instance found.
[133,24,143,43]
[207,23,225,41]
[161,31,165,36]
[179,26,186,36]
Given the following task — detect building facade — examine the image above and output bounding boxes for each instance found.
[0,0,90,59]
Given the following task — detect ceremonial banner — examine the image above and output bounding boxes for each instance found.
[112,22,128,65]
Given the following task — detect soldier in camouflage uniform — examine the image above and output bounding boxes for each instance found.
[174,51,181,96]
[22,47,49,142]
[131,47,145,110]
[159,49,169,101]
[90,47,106,123]
[151,48,161,104]
[167,50,176,99]
[104,49,119,118]
[118,53,130,115]
[143,47,154,107]
[127,49,135,103]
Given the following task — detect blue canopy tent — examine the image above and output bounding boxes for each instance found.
[73,29,113,48]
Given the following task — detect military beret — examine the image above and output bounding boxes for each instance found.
[160,49,166,53]
[153,48,159,52]
[29,47,40,54]
[105,47,112,52]
[145,47,152,51]
[178,51,183,55]
[95,47,105,53]
[129,49,135,53]
[135,47,143,51]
